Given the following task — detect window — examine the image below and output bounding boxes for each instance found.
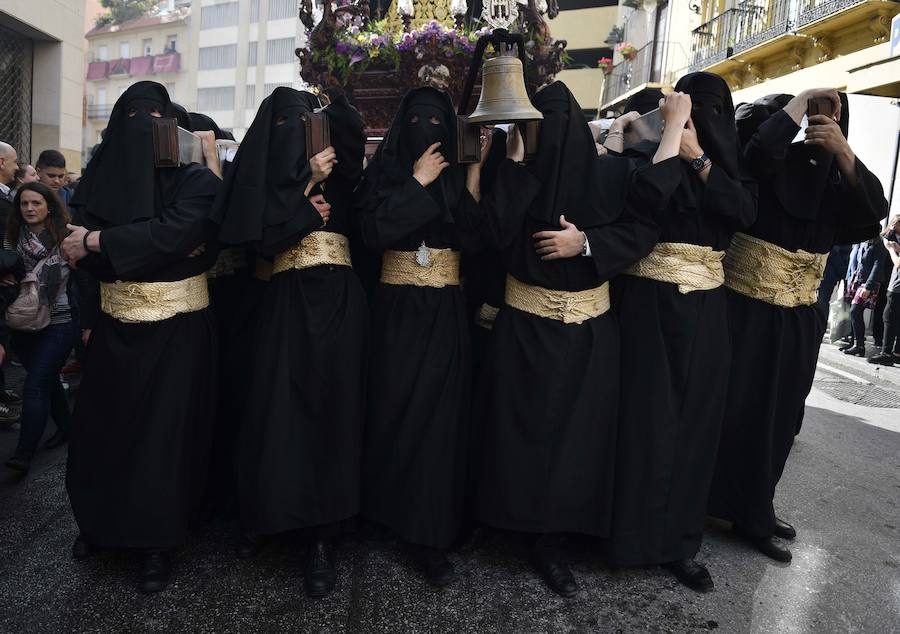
[165,34,178,53]
[197,86,235,110]
[199,44,237,70]
[649,0,669,83]
[119,41,130,59]
[250,0,260,22]
[97,45,108,61]
[245,84,257,108]
[248,42,258,66]
[264,82,291,98]
[200,2,239,29]
[142,38,152,56]
[266,38,295,65]
[268,0,297,20]
[97,87,107,105]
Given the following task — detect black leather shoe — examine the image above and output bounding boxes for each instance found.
[235,532,265,559]
[304,540,336,598]
[837,342,854,352]
[773,517,796,540]
[867,352,895,366]
[42,431,68,451]
[735,526,792,562]
[532,536,579,598]
[417,546,456,588]
[138,551,171,594]
[72,534,92,561]
[843,345,866,357]
[4,453,31,473]
[663,559,714,592]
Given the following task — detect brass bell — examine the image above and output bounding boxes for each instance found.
[468,56,543,125]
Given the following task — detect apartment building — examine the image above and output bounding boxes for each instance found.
[84,3,193,155]
[0,0,85,170]
[188,0,306,139]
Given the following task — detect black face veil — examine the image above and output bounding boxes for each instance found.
[622,88,664,116]
[528,81,632,228]
[70,81,189,225]
[735,92,850,220]
[213,87,321,245]
[188,112,235,141]
[674,72,741,179]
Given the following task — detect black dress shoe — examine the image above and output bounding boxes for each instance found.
[773,517,796,540]
[837,342,854,352]
[235,532,265,559]
[72,533,92,560]
[532,536,579,598]
[417,546,456,588]
[304,540,336,598]
[734,526,792,562]
[843,345,866,357]
[867,352,895,366]
[4,453,31,473]
[138,551,171,594]
[663,558,714,592]
[42,430,68,451]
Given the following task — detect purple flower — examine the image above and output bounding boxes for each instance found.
[336,41,350,54]
[349,49,366,65]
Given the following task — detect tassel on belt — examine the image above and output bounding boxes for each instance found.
[724,232,827,308]
[624,242,725,294]
[100,273,209,323]
[380,247,460,288]
[504,274,610,324]
[272,231,352,275]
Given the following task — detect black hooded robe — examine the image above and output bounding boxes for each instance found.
[708,96,886,538]
[215,89,368,536]
[605,78,758,566]
[66,82,221,549]
[358,87,484,549]
[475,82,658,536]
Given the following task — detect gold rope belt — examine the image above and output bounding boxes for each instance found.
[272,231,352,276]
[100,273,209,323]
[724,232,827,308]
[380,247,460,288]
[207,248,247,279]
[474,303,500,330]
[505,275,610,324]
[624,242,725,294]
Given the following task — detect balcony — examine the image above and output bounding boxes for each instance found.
[601,41,688,112]
[689,0,900,73]
[87,105,114,119]
[86,52,181,81]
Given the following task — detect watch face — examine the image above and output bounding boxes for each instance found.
[691,156,706,171]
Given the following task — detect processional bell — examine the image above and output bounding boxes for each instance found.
[458,0,542,125]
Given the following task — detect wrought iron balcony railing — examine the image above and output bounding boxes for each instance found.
[689,8,744,71]
[87,104,114,119]
[602,43,655,107]
[732,0,793,54]
[795,0,868,28]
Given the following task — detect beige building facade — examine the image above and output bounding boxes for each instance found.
[0,0,86,171]
[84,3,194,159]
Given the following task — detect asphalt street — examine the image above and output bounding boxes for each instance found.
[0,341,898,633]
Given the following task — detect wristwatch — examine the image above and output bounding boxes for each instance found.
[690,153,711,173]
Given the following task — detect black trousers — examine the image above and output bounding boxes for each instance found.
[850,301,867,348]
[883,291,899,354]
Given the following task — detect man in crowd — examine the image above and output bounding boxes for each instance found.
[36,149,71,210]
[0,141,23,424]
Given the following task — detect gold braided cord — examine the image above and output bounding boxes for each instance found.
[505,275,610,325]
[272,232,352,276]
[475,303,500,330]
[724,233,827,308]
[624,242,725,294]
[100,274,209,323]
[207,248,248,279]
[380,248,461,288]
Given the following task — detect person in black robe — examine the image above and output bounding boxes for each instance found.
[186,112,255,518]
[472,81,662,598]
[357,87,483,587]
[604,78,758,592]
[708,90,886,561]
[61,81,221,594]
[214,88,367,598]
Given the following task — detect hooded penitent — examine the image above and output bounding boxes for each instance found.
[673,72,742,179]
[70,81,191,225]
[213,87,321,249]
[622,88,664,116]
[188,112,235,141]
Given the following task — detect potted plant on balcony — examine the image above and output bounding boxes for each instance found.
[615,41,638,61]
[597,56,614,75]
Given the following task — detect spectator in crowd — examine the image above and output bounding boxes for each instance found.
[13,164,39,195]
[3,182,78,473]
[816,244,852,317]
[36,150,71,210]
[841,234,887,356]
[869,215,900,365]
[0,141,23,423]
